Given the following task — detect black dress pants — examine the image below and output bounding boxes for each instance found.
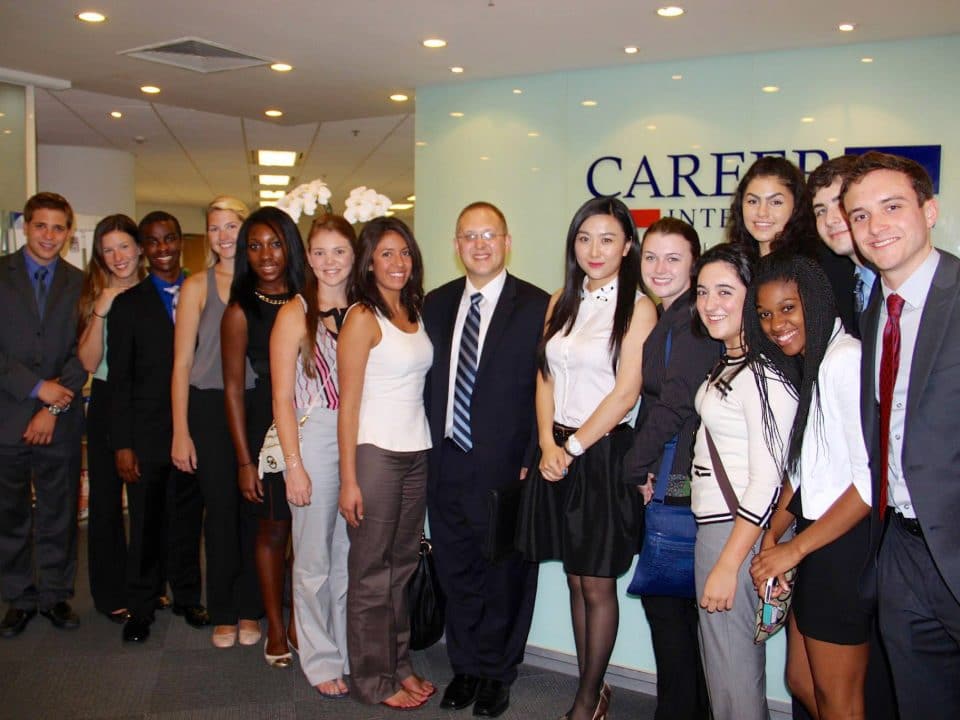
[428,441,538,685]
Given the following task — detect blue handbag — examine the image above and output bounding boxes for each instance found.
[627,329,698,598]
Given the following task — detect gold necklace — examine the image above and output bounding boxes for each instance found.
[254,289,291,306]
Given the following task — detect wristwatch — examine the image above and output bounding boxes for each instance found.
[564,434,584,457]
[46,404,63,416]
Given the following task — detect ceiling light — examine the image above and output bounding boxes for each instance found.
[512,89,523,95]
[671,74,683,80]
[838,23,856,32]
[76,11,106,23]
[657,6,684,17]
[0,113,5,118]
[264,109,283,117]
[384,211,396,217]
[761,85,780,93]
[140,85,160,94]
[390,203,414,210]
[581,100,598,107]
[479,156,489,161]
[260,190,285,200]
[270,63,293,72]
[422,38,447,49]
[624,46,639,55]
[3,130,11,135]
[450,66,464,73]
[406,195,416,201]
[861,57,874,63]
[646,124,657,130]
[415,141,428,147]
[527,131,540,137]
[259,201,277,208]
[390,94,409,102]
[259,174,290,186]
[449,111,464,118]
[801,116,815,123]
[258,150,297,167]
[110,111,122,119]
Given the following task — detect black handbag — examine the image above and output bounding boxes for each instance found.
[407,532,446,650]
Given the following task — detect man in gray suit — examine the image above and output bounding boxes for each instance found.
[843,151,960,718]
[0,192,85,637]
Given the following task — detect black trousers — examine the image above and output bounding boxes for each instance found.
[427,441,538,685]
[641,594,710,720]
[189,387,262,624]
[86,379,127,614]
[126,460,203,620]
[0,437,81,610]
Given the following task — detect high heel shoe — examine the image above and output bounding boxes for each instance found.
[592,683,611,720]
[263,638,292,668]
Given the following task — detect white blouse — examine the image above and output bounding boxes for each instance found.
[546,278,639,428]
[790,321,872,517]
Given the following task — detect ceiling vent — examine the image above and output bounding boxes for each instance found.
[119,37,270,73]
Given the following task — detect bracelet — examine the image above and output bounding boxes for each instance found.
[92,310,107,319]
[286,459,301,469]
[283,453,301,460]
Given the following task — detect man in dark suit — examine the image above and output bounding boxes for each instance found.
[844,151,960,718]
[109,211,207,643]
[423,202,548,718]
[0,192,85,637]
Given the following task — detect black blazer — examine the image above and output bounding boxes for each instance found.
[815,242,859,339]
[107,276,176,463]
[0,249,85,446]
[423,273,549,489]
[859,250,960,604]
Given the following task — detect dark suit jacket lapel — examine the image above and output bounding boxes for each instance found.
[434,278,465,423]
[860,283,881,434]
[42,258,72,325]
[907,254,957,419]
[7,250,41,325]
[476,273,517,382]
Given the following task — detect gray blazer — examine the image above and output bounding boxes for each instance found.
[0,248,85,446]
[859,249,960,604]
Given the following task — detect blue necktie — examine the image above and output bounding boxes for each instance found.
[452,292,482,451]
[35,267,49,319]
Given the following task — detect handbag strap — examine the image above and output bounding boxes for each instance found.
[652,327,678,504]
[705,427,740,515]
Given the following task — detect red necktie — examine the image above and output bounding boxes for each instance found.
[878,293,905,519]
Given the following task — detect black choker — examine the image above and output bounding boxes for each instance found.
[319,306,348,330]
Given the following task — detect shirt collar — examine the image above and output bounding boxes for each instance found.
[465,269,507,306]
[23,249,58,277]
[881,248,939,310]
[149,271,185,290]
[580,276,618,303]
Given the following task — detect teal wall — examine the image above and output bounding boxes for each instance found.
[415,35,960,704]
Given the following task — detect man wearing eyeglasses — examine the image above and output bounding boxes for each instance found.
[423,202,548,718]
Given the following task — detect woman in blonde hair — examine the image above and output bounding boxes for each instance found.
[78,214,145,623]
[171,196,263,647]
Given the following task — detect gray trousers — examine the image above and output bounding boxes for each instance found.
[878,516,960,719]
[695,522,770,720]
[290,408,350,685]
[346,444,428,704]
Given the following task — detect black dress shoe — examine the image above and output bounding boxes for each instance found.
[473,679,509,718]
[122,616,151,643]
[440,673,480,710]
[40,601,80,630]
[0,607,37,638]
[172,604,210,628]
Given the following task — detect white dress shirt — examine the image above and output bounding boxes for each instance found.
[444,270,507,438]
[874,248,940,518]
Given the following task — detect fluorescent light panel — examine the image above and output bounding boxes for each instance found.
[258,150,297,167]
[260,190,285,199]
[259,174,290,186]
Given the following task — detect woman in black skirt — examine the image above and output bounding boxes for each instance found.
[518,197,657,720]
[747,253,872,719]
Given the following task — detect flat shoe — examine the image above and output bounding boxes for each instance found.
[263,639,292,668]
[211,625,238,648]
[237,621,261,646]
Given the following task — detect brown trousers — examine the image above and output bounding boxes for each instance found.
[346,444,428,703]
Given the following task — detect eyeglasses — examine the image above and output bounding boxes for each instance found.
[456,230,504,243]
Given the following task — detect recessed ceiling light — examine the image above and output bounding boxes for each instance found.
[264,109,283,117]
[406,195,416,201]
[390,203,414,210]
[415,141,428,147]
[671,74,683,80]
[581,100,598,107]
[761,85,780,93]
[512,89,523,95]
[646,124,657,130]
[422,38,447,49]
[258,150,297,167]
[527,131,540,137]
[140,85,160,94]
[479,156,489,161]
[449,111,464,118]
[270,63,293,72]
[3,130,11,135]
[801,116,815,123]
[76,11,106,23]
[838,23,856,32]
[450,66,464,73]
[260,189,285,200]
[390,94,409,102]
[624,46,639,55]
[110,111,122,119]
[259,174,290,186]
[0,112,5,118]
[657,6,684,18]
[861,56,874,63]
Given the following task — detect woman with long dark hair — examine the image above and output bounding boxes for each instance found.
[336,217,435,709]
[689,243,797,720]
[518,197,657,720]
[271,215,357,697]
[623,217,719,720]
[77,214,145,623]
[222,207,306,668]
[746,253,872,719]
[726,157,816,261]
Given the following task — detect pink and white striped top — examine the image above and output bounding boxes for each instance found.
[294,307,339,411]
